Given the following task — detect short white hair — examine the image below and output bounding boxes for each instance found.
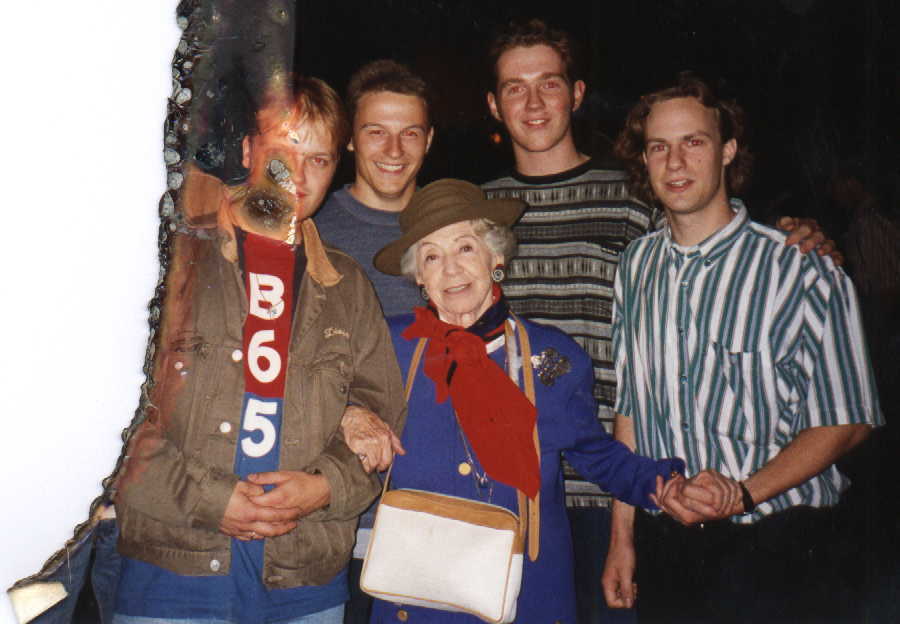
[399,217,517,282]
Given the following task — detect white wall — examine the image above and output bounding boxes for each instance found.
[0,4,178,622]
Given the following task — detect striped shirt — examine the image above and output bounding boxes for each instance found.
[483,160,660,507]
[613,199,883,523]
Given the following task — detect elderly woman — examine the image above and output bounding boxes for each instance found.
[366,179,682,624]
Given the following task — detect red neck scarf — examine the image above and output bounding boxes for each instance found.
[402,291,540,499]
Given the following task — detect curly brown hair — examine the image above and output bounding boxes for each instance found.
[346,59,432,127]
[614,73,753,206]
[487,18,580,92]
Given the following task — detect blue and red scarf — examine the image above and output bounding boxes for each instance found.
[235,230,298,471]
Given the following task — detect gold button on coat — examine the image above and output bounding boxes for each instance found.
[396,609,408,621]
[458,462,472,476]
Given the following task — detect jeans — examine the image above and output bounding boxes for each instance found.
[112,604,345,624]
[32,517,121,624]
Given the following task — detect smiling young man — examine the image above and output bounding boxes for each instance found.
[315,60,434,317]
[483,17,643,426]
[313,60,434,624]
[486,40,587,176]
[605,74,882,622]
[481,20,665,621]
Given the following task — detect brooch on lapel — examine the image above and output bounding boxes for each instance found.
[530,348,571,386]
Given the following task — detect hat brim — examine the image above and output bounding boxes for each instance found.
[374,198,525,276]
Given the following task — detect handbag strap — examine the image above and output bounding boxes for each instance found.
[378,336,427,497]
[511,316,541,562]
[405,335,428,401]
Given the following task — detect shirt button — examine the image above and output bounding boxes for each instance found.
[209,559,221,572]
[231,349,243,362]
[682,422,690,430]
[458,462,472,476]
[680,375,688,383]
[681,280,688,288]
[396,609,408,622]
[219,422,232,434]
[173,361,184,370]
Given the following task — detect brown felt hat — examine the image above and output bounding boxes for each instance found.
[374,178,526,275]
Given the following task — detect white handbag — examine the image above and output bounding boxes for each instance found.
[361,487,524,623]
[360,319,540,624]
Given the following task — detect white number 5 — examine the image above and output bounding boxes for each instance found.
[241,398,277,458]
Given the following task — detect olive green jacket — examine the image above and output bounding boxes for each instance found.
[115,232,405,588]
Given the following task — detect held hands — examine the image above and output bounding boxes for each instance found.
[603,473,745,609]
[777,216,844,265]
[340,404,405,473]
[219,471,331,541]
[651,469,744,525]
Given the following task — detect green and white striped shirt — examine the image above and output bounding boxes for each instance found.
[613,200,883,523]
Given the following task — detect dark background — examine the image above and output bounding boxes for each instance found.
[295,0,898,227]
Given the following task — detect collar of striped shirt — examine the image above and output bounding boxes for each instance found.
[663,199,749,263]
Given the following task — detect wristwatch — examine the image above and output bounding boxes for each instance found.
[739,481,755,515]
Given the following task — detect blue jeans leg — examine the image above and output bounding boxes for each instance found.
[112,617,231,624]
[91,518,123,623]
[281,604,345,624]
[31,527,94,624]
[112,605,345,624]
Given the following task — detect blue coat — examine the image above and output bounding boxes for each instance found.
[370,314,681,624]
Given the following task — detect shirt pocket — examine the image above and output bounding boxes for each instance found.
[308,350,353,408]
[704,340,774,447]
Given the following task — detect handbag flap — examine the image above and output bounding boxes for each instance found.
[381,489,523,551]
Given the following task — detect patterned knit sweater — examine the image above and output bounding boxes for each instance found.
[483,159,661,506]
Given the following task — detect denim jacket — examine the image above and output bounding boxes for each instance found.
[114,232,406,589]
